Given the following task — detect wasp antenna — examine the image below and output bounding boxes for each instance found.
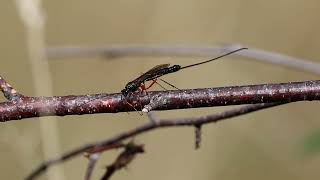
[181,47,248,69]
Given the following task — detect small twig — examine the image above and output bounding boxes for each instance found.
[84,153,100,180]
[25,102,283,180]
[194,124,202,149]
[1,80,320,122]
[142,94,164,113]
[46,44,320,75]
[84,143,126,180]
[0,76,22,101]
[100,142,144,180]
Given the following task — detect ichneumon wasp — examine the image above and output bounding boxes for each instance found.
[121,47,247,99]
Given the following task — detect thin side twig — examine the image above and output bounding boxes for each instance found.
[100,142,144,180]
[194,124,202,149]
[84,153,100,180]
[84,143,125,180]
[0,79,319,122]
[25,102,284,180]
[0,76,22,101]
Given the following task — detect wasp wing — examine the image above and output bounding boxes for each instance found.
[134,64,170,82]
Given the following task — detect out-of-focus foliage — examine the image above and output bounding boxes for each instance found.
[303,131,320,156]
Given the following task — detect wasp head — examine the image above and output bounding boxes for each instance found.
[170,65,181,72]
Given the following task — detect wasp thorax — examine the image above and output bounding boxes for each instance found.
[122,82,139,97]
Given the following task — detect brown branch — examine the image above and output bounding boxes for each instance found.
[84,143,126,180]
[100,142,144,180]
[25,102,285,180]
[194,124,202,149]
[1,80,320,122]
[85,143,125,156]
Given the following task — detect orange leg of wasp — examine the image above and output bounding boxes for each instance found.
[138,79,157,93]
[139,83,146,92]
[145,79,158,90]
[138,79,157,97]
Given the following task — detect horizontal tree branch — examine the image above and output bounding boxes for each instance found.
[1,80,320,122]
[26,102,283,180]
[47,44,320,75]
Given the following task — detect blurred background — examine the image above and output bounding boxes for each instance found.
[1,0,320,179]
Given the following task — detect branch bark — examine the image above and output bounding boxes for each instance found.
[1,79,319,122]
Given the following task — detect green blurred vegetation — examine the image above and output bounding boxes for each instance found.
[303,130,320,156]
